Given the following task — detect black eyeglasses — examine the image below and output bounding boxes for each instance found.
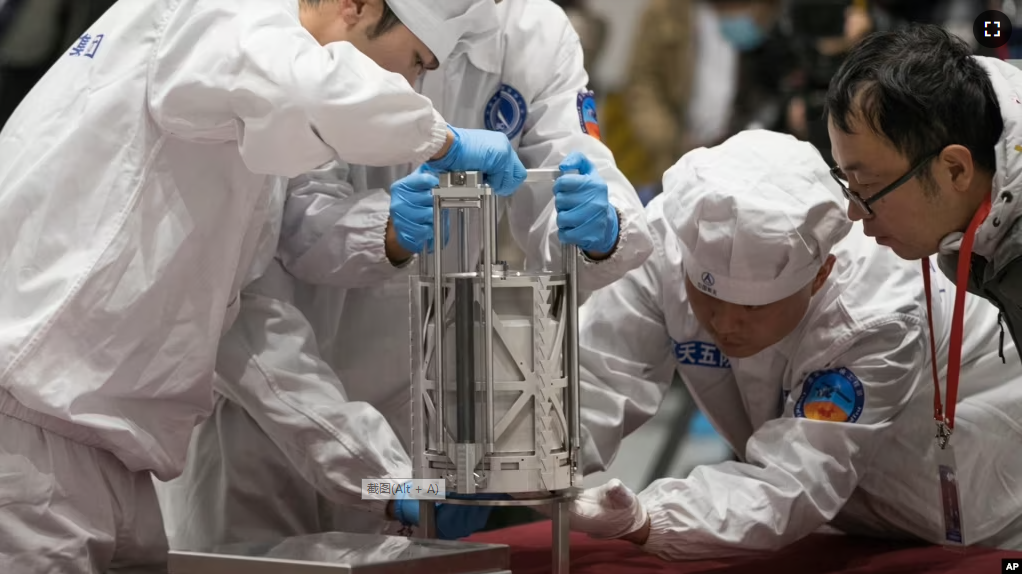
[830,151,941,217]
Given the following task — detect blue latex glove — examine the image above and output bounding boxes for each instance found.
[390,165,449,254]
[553,152,619,254]
[427,126,527,197]
[393,485,509,540]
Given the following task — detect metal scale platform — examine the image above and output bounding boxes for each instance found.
[168,532,511,574]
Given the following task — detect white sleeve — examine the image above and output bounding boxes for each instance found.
[579,246,676,475]
[148,0,448,177]
[637,317,925,560]
[214,261,411,513]
[507,20,653,292]
[277,161,406,288]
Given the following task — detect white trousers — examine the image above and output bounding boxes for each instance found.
[155,396,398,552]
[0,410,168,573]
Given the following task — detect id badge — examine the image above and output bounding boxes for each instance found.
[936,444,966,547]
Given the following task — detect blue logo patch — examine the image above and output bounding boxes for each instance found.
[577,91,601,140]
[794,368,865,423]
[673,340,731,369]
[484,85,527,139]
[701,272,715,287]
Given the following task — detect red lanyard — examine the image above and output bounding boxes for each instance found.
[921,195,992,445]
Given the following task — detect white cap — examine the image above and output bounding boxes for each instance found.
[662,130,852,306]
[386,0,500,67]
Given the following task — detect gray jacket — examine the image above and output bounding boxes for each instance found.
[938,57,1022,357]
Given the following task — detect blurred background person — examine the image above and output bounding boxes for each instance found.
[622,0,803,200]
[552,0,609,90]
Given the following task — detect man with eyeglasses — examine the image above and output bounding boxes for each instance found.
[551,130,1021,557]
[825,24,1021,356]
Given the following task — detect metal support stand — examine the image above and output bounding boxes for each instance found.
[552,499,571,574]
[411,168,580,574]
[419,500,437,539]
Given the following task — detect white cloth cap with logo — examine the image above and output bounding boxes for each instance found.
[386,0,501,68]
[662,130,852,306]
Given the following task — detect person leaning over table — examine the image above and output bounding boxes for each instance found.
[557,130,1021,559]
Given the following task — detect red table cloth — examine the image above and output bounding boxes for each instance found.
[467,521,1020,574]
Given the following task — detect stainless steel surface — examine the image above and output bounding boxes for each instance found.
[566,243,581,482]
[415,275,574,493]
[436,171,483,188]
[432,194,446,453]
[442,199,481,209]
[432,493,573,507]
[412,168,582,572]
[168,532,509,574]
[488,195,499,265]
[435,169,562,187]
[553,499,571,574]
[434,187,491,200]
[482,192,496,454]
[419,500,437,540]
[411,272,575,493]
[453,442,479,494]
[457,210,469,273]
[522,168,563,183]
[417,247,428,276]
[455,277,475,444]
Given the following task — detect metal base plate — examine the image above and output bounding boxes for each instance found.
[438,493,574,507]
[168,532,510,574]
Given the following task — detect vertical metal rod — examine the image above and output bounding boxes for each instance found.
[432,196,445,450]
[454,206,476,445]
[482,192,495,452]
[418,242,428,276]
[418,235,429,444]
[565,243,581,475]
[490,196,500,263]
[457,209,470,273]
[455,277,475,443]
[419,500,437,539]
[552,499,571,574]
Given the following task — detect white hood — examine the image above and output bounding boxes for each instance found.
[661,130,852,306]
[939,56,1021,273]
[387,0,501,70]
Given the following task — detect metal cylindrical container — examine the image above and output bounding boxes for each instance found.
[410,170,580,496]
[413,271,574,494]
[409,169,579,574]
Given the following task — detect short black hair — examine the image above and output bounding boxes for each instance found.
[825,24,1003,174]
[370,2,402,39]
[300,0,402,39]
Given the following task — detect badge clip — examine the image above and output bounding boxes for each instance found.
[935,421,952,450]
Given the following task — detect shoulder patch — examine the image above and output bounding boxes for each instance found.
[484,84,527,139]
[577,91,601,140]
[794,368,864,423]
[672,340,731,369]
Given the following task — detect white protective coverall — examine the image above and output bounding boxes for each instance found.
[578,131,1022,559]
[157,0,654,550]
[936,57,1021,355]
[0,0,497,571]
